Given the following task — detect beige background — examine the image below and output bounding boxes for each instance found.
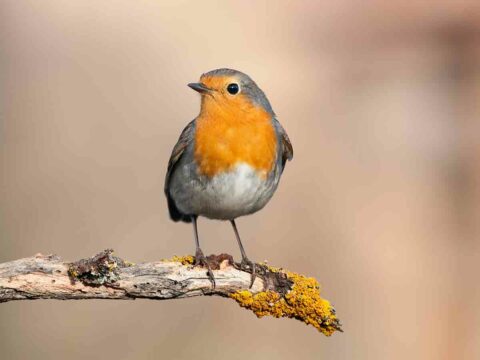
[1,1,480,359]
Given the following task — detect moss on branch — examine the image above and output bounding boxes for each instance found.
[229,265,341,336]
[167,255,342,335]
[2,250,342,336]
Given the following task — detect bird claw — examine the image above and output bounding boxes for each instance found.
[194,248,216,289]
[240,257,256,288]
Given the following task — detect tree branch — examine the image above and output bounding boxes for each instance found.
[0,249,342,336]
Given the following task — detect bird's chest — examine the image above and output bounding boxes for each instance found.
[194,115,277,179]
[190,162,278,219]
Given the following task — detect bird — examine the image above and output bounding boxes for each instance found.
[164,68,293,287]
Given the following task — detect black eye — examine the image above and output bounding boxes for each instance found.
[227,83,239,95]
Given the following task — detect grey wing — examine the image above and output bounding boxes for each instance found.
[164,119,196,222]
[273,118,293,170]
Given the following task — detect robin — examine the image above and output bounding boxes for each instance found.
[164,68,293,287]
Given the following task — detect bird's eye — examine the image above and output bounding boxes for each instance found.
[227,83,240,95]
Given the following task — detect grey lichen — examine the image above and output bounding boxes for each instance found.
[68,249,131,286]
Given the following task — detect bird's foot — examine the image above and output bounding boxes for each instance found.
[240,257,257,288]
[194,248,216,289]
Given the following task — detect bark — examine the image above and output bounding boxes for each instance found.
[0,250,342,335]
[0,250,266,301]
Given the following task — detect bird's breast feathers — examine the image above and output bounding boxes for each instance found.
[194,106,277,179]
[170,160,280,220]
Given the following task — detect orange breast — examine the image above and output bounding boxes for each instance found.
[194,98,277,178]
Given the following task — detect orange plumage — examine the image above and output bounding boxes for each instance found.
[194,75,277,178]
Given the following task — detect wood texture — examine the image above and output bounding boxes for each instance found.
[0,250,267,302]
[0,250,342,336]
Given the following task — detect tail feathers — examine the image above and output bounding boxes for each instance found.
[167,194,192,223]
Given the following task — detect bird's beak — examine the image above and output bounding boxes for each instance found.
[188,82,212,94]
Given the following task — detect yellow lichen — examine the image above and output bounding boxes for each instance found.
[230,268,341,336]
[165,255,195,266]
[107,261,117,271]
[68,268,78,278]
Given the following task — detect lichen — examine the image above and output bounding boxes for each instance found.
[165,254,234,269]
[165,255,195,266]
[163,254,341,335]
[230,267,342,336]
[68,249,131,286]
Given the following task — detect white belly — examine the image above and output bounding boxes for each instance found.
[169,162,280,220]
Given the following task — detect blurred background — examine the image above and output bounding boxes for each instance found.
[1,1,479,359]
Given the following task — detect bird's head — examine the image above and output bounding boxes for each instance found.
[188,68,274,117]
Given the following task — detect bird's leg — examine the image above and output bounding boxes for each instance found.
[192,216,215,288]
[230,219,256,288]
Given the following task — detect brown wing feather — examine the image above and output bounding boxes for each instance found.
[273,118,293,168]
[164,120,196,222]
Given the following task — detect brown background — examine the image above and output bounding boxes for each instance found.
[1,1,479,359]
